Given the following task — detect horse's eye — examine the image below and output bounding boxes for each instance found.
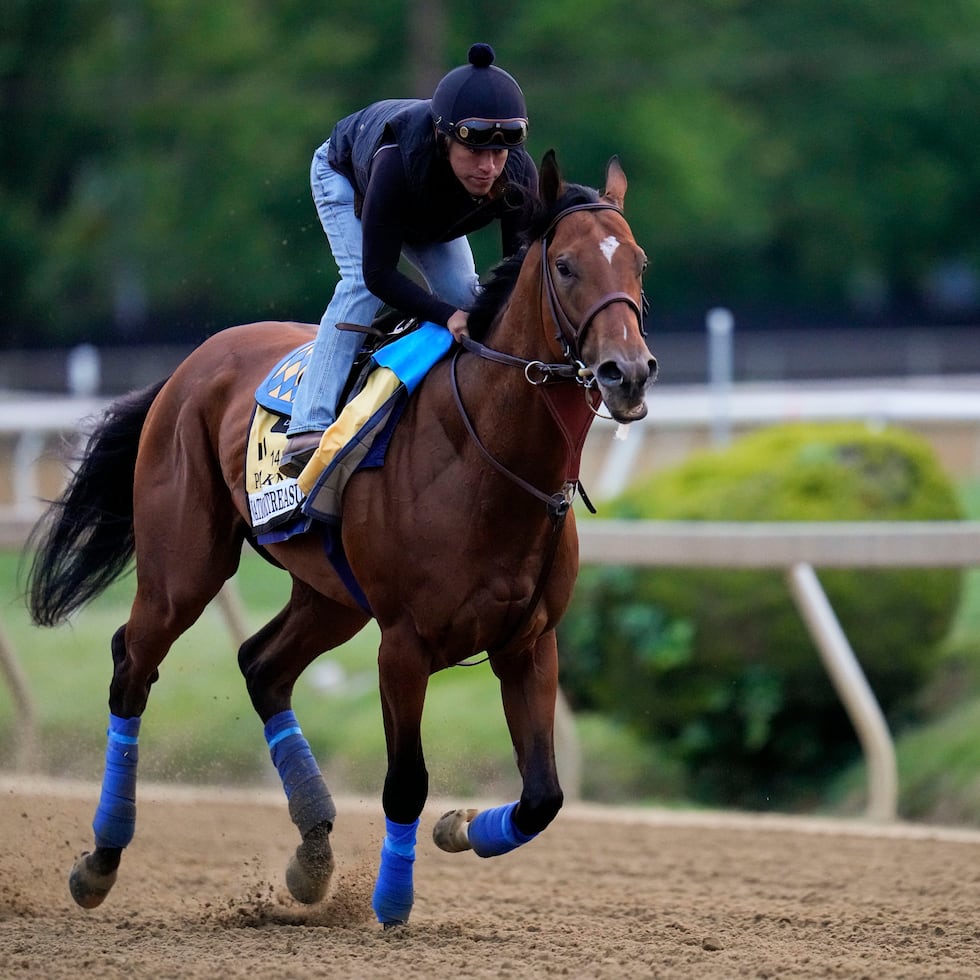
[555,258,573,278]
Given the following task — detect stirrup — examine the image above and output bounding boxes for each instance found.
[280,432,323,478]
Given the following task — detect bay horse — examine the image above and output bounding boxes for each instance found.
[26,151,656,926]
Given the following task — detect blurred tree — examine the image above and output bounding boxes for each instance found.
[407,0,448,98]
[2,0,408,344]
[503,0,980,325]
[2,0,979,347]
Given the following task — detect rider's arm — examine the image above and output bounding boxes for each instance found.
[360,147,458,327]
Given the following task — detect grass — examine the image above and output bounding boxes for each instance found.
[0,538,675,805]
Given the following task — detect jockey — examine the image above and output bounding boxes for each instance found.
[281,42,538,477]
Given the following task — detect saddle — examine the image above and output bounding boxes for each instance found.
[245,317,453,544]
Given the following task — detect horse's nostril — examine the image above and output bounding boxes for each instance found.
[596,362,625,387]
[597,358,657,388]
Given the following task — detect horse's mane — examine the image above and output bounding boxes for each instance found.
[467,181,602,341]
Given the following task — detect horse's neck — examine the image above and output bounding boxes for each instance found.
[487,249,562,366]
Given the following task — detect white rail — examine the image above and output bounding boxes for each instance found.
[0,396,108,520]
[578,520,980,821]
[577,520,980,568]
[588,379,980,498]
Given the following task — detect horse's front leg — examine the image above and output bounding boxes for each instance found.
[433,629,563,857]
[372,632,430,928]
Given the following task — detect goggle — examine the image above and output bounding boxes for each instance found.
[450,117,528,148]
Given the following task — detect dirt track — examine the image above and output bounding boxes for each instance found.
[2,777,979,979]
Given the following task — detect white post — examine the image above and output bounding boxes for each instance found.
[12,432,44,518]
[554,687,582,801]
[215,580,251,648]
[786,562,898,821]
[0,618,37,770]
[67,343,101,397]
[706,307,734,446]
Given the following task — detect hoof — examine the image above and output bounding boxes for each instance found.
[69,852,117,909]
[285,833,334,904]
[382,919,407,931]
[432,808,478,853]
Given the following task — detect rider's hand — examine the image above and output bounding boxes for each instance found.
[447,309,470,342]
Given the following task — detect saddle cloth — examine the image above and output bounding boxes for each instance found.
[245,322,453,543]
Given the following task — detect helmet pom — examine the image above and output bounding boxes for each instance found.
[468,43,495,68]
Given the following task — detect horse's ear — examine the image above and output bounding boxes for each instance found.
[539,149,563,208]
[602,155,628,209]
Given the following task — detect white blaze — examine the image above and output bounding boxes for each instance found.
[599,235,620,264]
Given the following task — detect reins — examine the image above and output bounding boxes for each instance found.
[451,200,639,656]
[450,350,592,519]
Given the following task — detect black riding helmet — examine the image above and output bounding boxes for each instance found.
[431,43,528,149]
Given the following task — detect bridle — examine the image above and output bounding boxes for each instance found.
[449,200,647,655]
[458,201,645,384]
[452,199,646,515]
[539,202,645,363]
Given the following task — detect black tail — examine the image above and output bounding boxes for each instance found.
[25,379,168,627]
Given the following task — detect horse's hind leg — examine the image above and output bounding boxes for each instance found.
[70,574,237,907]
[238,578,368,904]
[71,502,245,907]
[68,623,142,908]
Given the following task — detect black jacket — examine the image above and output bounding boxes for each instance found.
[325,99,538,325]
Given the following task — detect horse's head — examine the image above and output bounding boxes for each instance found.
[537,151,657,422]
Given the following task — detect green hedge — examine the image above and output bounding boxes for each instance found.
[560,422,964,809]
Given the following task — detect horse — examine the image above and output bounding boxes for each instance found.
[26,150,657,926]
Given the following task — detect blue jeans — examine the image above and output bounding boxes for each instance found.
[288,140,481,435]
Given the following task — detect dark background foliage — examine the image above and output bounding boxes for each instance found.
[3,0,980,348]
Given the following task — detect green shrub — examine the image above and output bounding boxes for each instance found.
[575,713,687,803]
[560,422,964,810]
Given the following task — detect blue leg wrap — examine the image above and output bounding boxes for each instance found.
[467,801,537,858]
[265,710,336,836]
[371,817,419,924]
[93,713,140,849]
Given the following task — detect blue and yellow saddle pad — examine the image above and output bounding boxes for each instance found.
[260,339,314,416]
[245,322,454,542]
[246,340,313,536]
